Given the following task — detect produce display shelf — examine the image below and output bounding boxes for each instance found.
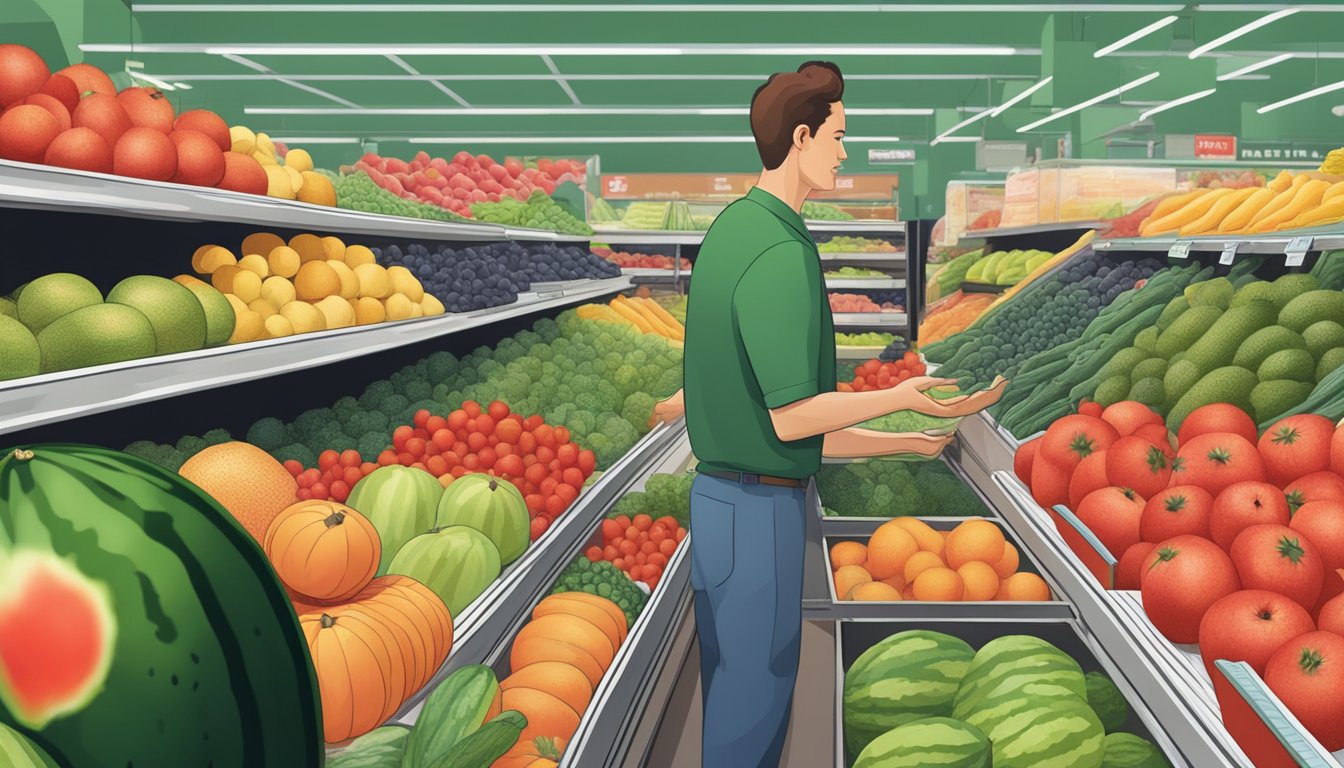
[824,277,906,290]
[501,225,592,243]
[952,409,1021,478]
[393,419,691,725]
[818,251,907,263]
[835,344,888,359]
[959,281,1008,294]
[832,312,908,329]
[0,276,632,438]
[591,228,706,245]
[621,267,693,279]
[1095,226,1344,255]
[0,158,515,242]
[807,220,906,235]
[962,220,1107,241]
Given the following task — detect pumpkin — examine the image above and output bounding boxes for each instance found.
[265,499,380,602]
[336,597,424,702]
[533,595,625,650]
[301,611,396,743]
[500,687,581,744]
[493,736,566,768]
[544,592,627,643]
[516,614,616,669]
[352,576,453,691]
[509,636,605,688]
[501,661,594,715]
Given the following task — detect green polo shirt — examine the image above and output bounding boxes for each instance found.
[683,187,836,479]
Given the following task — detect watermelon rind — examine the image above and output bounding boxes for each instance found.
[853,716,990,768]
[435,474,530,565]
[1086,671,1131,733]
[388,526,502,616]
[0,721,59,768]
[953,635,1085,720]
[843,630,974,759]
[980,695,1105,768]
[1101,732,1172,768]
[347,465,444,575]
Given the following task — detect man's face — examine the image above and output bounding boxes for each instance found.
[798,101,847,191]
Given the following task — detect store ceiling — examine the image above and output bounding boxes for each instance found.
[64,1,1344,149]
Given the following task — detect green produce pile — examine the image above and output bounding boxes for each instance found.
[657,294,687,324]
[803,201,855,220]
[965,248,1053,286]
[621,202,669,229]
[588,195,621,223]
[328,170,468,223]
[856,409,961,435]
[818,236,897,253]
[843,630,1168,767]
[552,558,650,626]
[817,460,988,517]
[609,472,695,530]
[927,248,986,296]
[826,267,888,278]
[125,310,684,472]
[836,331,896,347]
[470,190,594,235]
[692,214,716,230]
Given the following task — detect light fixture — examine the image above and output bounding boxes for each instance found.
[931,110,992,145]
[1188,8,1298,59]
[1094,15,1179,58]
[1016,71,1160,132]
[933,136,982,143]
[244,106,933,116]
[268,137,361,144]
[80,43,1021,57]
[403,135,903,144]
[127,71,176,91]
[130,3,1185,12]
[1216,52,1294,80]
[1334,104,1344,117]
[990,76,1053,117]
[1139,87,1216,120]
[1258,78,1344,113]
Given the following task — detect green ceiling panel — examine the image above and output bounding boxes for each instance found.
[397,56,552,76]
[245,55,410,76]
[441,79,579,106]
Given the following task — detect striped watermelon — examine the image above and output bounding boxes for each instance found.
[387,526,501,616]
[978,696,1105,768]
[1101,732,1170,768]
[853,717,990,768]
[952,635,1085,720]
[347,465,444,574]
[435,473,530,565]
[843,631,975,759]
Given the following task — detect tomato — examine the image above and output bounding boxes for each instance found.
[1039,414,1119,471]
[447,409,469,430]
[1333,425,1344,477]
[398,451,415,467]
[562,467,585,488]
[1318,574,1344,633]
[556,483,579,506]
[496,454,525,478]
[494,442,513,458]
[540,477,558,496]
[545,495,565,518]
[618,539,638,557]
[1078,398,1104,418]
[1284,471,1344,513]
[466,432,488,452]
[555,426,571,444]
[676,528,687,542]
[1209,481,1291,550]
[412,409,431,428]
[1030,452,1072,511]
[1116,542,1157,590]
[474,414,495,435]
[577,449,596,475]
[633,514,653,531]
[495,419,523,444]
[1199,589,1316,714]
[660,538,678,556]
[523,493,544,515]
[425,455,448,476]
[612,558,626,571]
[429,428,452,452]
[517,431,537,455]
[1013,438,1039,486]
[1141,535,1240,643]
[1100,401,1164,436]
[450,465,467,478]
[524,463,547,486]
[1067,450,1110,510]
[453,441,469,457]
[1258,414,1335,487]
[424,414,447,434]
[486,400,509,421]
[656,516,680,531]
[1230,524,1325,611]
[1173,432,1267,497]
[310,481,328,500]
[1105,435,1173,499]
[461,453,480,471]
[523,414,544,432]
[535,445,556,464]
[1177,403,1258,447]
[585,546,603,562]
[529,516,549,540]
[649,553,668,569]
[339,449,361,467]
[1132,422,1174,451]
[477,447,497,469]
[1291,501,1344,612]
[377,449,397,466]
[1141,485,1214,542]
[1265,631,1344,751]
[317,449,339,471]
[462,400,482,418]
[1076,487,1145,558]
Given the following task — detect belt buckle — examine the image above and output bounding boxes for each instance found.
[741,473,760,485]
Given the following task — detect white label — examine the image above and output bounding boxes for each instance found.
[1169,241,1192,260]
[1219,242,1238,265]
[1285,236,1312,268]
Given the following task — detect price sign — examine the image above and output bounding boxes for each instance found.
[1285,236,1313,268]
[1219,241,1239,266]
[1169,241,1192,260]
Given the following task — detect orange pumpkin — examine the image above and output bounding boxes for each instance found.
[379,575,454,665]
[300,611,396,743]
[532,595,625,650]
[492,736,566,768]
[515,614,616,669]
[339,592,430,701]
[501,661,594,715]
[543,593,627,643]
[351,575,453,691]
[510,636,605,688]
[501,687,581,744]
[265,499,380,602]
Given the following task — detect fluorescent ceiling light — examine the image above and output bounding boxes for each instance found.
[131,3,1182,12]
[1094,15,1179,58]
[1188,8,1298,59]
[127,71,176,91]
[403,135,903,144]
[934,136,982,143]
[1017,71,1160,132]
[1139,87,1216,120]
[990,76,1053,117]
[172,82,192,90]
[1334,104,1344,117]
[1258,78,1344,113]
[931,109,992,145]
[80,43,1021,57]
[244,106,932,116]
[1216,52,1294,80]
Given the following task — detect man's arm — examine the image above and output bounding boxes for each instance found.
[822,428,953,459]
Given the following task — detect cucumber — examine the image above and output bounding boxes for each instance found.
[402,665,501,768]
[426,711,527,768]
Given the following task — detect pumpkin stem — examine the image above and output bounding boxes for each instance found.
[535,737,562,759]
[488,478,498,491]
[320,613,336,629]
[11,449,34,462]
[324,511,347,528]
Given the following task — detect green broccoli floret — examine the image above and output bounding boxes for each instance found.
[346,410,390,438]
[551,558,648,626]
[272,443,317,469]
[425,351,458,382]
[292,408,335,442]
[403,379,433,403]
[592,416,639,469]
[246,417,290,451]
[176,434,208,459]
[651,368,682,398]
[563,410,596,438]
[124,440,179,470]
[332,396,360,424]
[621,392,656,433]
[359,380,395,412]
[201,428,232,447]
[358,431,391,462]
[380,394,410,422]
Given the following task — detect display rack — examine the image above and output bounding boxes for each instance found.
[964,220,1109,240]
[823,277,905,290]
[806,220,906,235]
[819,251,908,263]
[1095,226,1344,256]
[831,312,908,329]
[591,228,706,246]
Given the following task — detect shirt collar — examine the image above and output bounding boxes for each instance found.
[746,187,812,244]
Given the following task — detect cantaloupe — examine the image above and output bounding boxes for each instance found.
[500,687,581,744]
[509,636,605,688]
[500,662,594,715]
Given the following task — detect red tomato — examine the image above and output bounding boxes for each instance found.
[555,426,570,444]
[1067,450,1110,511]
[601,519,623,541]
[318,449,339,471]
[523,414,543,431]
[612,558,626,571]
[1230,524,1325,612]
[1141,485,1214,542]
[530,516,549,540]
[518,432,537,454]
[1076,487,1145,558]
[377,449,397,467]
[577,449,596,474]
[494,442,513,458]
[524,463,548,486]
[475,414,496,435]
[1199,589,1316,712]
[1039,414,1120,471]
[860,359,880,375]
[310,481,329,500]
[1177,404,1258,447]
[283,459,303,477]
[1100,401,1163,436]
[1173,432,1267,497]
[633,514,653,531]
[1318,576,1344,633]
[361,462,377,475]
[296,488,313,501]
[487,400,510,421]
[463,400,482,418]
[540,477,558,496]
[656,516,679,531]
[556,483,579,506]
[1264,631,1344,751]
[462,454,480,471]
[525,493,545,515]
[1209,481,1291,550]
[450,465,467,478]
[659,538,678,556]
[412,409,431,428]
[467,432,488,452]
[602,544,620,562]
[429,429,452,452]
[1013,437,1039,486]
[535,445,556,464]
[649,553,668,569]
[1030,452,1073,511]
[1116,542,1157,590]
[562,467,585,489]
[1284,471,1344,513]
[557,443,579,468]
[585,546,603,562]
[405,437,426,457]
[676,528,687,541]
[425,415,447,435]
[1077,398,1104,418]
[1291,501,1344,612]
[447,409,468,431]
[1334,425,1344,477]
[453,441,469,457]
[1132,422,1174,451]
[477,447,497,469]
[339,449,361,468]
[397,452,415,466]
[545,495,565,518]
[1258,414,1336,487]
[496,419,523,444]
[1105,435,1173,499]
[1141,535,1241,643]
[497,454,525,478]
[391,425,413,451]
[628,564,644,581]
[618,539,638,556]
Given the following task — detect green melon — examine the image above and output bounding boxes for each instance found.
[388,526,501,617]
[953,635,1086,720]
[0,444,322,767]
[0,721,59,767]
[347,465,444,575]
[979,695,1105,768]
[1085,671,1130,733]
[1101,732,1171,768]
[843,630,975,760]
[435,473,530,565]
[854,717,990,768]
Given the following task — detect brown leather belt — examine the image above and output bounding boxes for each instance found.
[703,470,807,488]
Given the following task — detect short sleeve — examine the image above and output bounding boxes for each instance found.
[734,241,824,409]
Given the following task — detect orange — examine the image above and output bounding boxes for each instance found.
[890,518,944,555]
[241,231,285,258]
[178,441,298,542]
[912,567,964,602]
[829,540,868,571]
[1001,572,1052,602]
[902,583,916,601]
[958,561,1000,601]
[866,523,919,580]
[903,551,945,583]
[993,542,1021,579]
[288,232,328,263]
[848,581,902,602]
[945,519,1007,569]
[834,565,872,598]
[880,574,907,592]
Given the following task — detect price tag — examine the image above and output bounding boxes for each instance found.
[1285,236,1313,268]
[1219,241,1239,266]
[1168,240,1192,260]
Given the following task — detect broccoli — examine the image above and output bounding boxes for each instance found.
[359,380,395,412]
[593,416,639,469]
[550,557,648,626]
[425,351,458,382]
[201,428,233,447]
[564,410,597,438]
[651,368,683,398]
[293,408,335,443]
[379,394,410,421]
[272,443,317,468]
[346,410,390,438]
[332,396,360,424]
[403,379,433,404]
[246,417,290,451]
[175,434,208,459]
[124,440,178,470]
[358,431,391,462]
[621,392,656,433]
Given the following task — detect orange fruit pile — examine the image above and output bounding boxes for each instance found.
[829,517,1052,602]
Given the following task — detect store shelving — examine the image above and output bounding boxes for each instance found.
[807,220,906,235]
[819,251,908,263]
[963,220,1108,241]
[824,277,906,290]
[1095,226,1344,256]
[591,228,706,246]
[832,312,908,329]
[621,267,692,282]
[0,276,631,438]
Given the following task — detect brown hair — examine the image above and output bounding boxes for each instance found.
[750,61,844,170]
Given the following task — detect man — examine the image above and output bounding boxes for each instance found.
[651,61,1006,767]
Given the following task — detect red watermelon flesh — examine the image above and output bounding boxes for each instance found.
[0,550,115,729]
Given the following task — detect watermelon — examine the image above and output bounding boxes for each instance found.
[0,721,58,767]
[952,636,1086,720]
[347,465,443,575]
[388,526,501,616]
[843,630,974,759]
[1101,732,1171,768]
[0,444,322,767]
[853,717,990,768]
[978,696,1105,768]
[1085,671,1131,733]
[435,473,529,565]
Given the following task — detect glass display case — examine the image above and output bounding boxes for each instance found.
[941,180,1006,244]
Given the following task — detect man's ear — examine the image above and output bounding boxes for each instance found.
[792,123,811,152]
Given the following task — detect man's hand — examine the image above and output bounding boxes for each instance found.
[888,431,955,458]
[897,375,1008,418]
[821,427,955,459]
[649,389,686,428]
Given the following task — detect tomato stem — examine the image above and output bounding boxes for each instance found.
[1299,646,1325,676]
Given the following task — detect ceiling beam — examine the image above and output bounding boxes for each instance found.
[540,54,582,105]
[222,53,361,107]
[385,54,472,106]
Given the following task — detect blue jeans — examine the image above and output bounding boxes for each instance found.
[689,473,806,768]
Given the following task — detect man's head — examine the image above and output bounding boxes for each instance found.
[750,61,847,191]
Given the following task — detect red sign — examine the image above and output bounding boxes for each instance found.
[1194,134,1237,159]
